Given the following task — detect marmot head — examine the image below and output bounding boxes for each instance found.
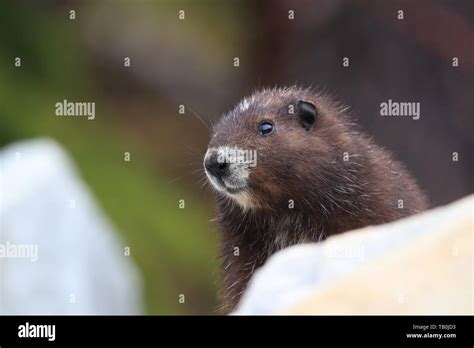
[204,86,354,211]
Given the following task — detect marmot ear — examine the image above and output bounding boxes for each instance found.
[297,100,317,131]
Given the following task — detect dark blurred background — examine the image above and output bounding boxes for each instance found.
[0,0,472,314]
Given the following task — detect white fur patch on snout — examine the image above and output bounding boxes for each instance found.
[216,146,251,184]
[204,145,255,209]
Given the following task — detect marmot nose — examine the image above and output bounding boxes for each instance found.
[204,152,229,179]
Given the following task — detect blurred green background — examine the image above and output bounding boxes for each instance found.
[0,0,241,315]
[1,0,472,314]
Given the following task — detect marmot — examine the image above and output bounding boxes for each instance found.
[203,86,428,312]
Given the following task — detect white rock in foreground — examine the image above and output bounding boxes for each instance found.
[234,195,473,315]
[0,138,143,314]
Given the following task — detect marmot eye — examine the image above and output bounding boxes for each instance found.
[258,121,274,136]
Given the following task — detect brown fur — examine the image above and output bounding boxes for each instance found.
[205,86,428,312]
